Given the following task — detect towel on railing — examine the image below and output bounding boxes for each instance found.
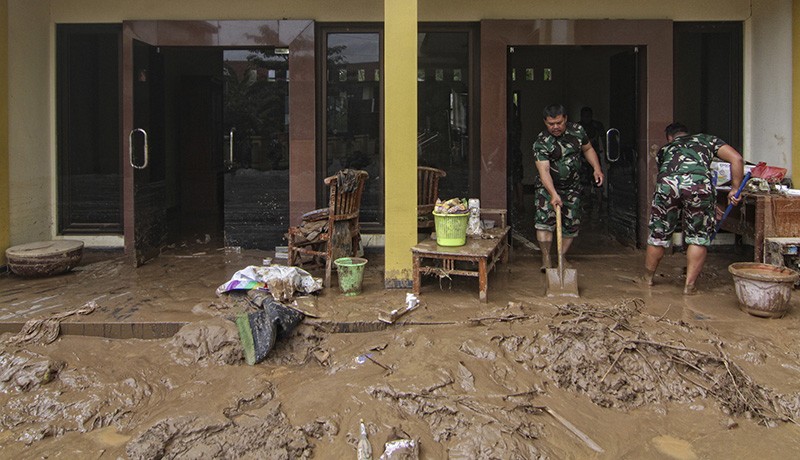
[336,169,361,193]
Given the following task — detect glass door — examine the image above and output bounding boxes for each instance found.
[129,38,168,266]
[222,48,290,249]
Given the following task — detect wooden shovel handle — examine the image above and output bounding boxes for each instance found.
[555,205,564,279]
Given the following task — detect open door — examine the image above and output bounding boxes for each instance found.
[124,32,169,266]
[606,48,640,247]
[122,20,312,264]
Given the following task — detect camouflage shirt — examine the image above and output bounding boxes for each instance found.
[533,122,589,190]
[657,133,727,181]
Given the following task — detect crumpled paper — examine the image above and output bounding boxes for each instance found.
[216,265,323,302]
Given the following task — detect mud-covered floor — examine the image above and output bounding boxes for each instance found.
[1,235,800,459]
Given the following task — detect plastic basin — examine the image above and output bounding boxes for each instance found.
[728,262,799,318]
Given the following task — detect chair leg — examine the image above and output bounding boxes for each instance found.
[324,255,333,288]
[325,236,334,288]
[287,243,295,266]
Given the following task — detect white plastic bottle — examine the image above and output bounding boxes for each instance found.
[357,419,372,460]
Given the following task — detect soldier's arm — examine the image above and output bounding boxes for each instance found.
[716,144,745,205]
[581,142,605,187]
[535,160,562,207]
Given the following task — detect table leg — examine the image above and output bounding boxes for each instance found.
[478,257,488,303]
[413,254,421,296]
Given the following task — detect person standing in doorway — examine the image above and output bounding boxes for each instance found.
[642,122,744,295]
[533,104,604,271]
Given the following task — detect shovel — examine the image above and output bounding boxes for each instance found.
[546,205,579,297]
[711,171,750,242]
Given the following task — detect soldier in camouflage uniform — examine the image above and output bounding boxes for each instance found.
[643,122,744,295]
[533,104,604,271]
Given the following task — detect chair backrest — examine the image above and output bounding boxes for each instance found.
[417,166,446,214]
[324,169,369,221]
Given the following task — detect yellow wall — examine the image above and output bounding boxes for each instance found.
[419,0,751,21]
[7,1,51,247]
[47,0,752,22]
[794,0,800,182]
[0,1,8,265]
[384,0,418,287]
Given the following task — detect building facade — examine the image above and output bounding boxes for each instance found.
[0,0,797,287]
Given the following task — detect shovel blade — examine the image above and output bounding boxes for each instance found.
[545,267,579,297]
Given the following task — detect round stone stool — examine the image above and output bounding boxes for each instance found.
[6,240,84,277]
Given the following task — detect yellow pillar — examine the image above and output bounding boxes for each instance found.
[0,1,9,265]
[384,0,417,288]
[794,0,800,182]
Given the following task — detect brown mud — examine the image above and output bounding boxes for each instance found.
[1,240,800,458]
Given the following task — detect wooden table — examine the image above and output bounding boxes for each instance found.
[411,226,511,302]
[718,192,800,261]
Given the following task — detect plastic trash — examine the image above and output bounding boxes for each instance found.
[379,438,419,460]
[357,419,373,460]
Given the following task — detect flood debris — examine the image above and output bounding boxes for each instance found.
[532,405,604,453]
[216,265,322,302]
[367,381,547,459]
[126,401,313,460]
[532,299,800,426]
[378,437,420,460]
[168,317,243,366]
[379,293,420,324]
[236,290,305,365]
[5,301,97,346]
[0,349,64,392]
[357,419,372,460]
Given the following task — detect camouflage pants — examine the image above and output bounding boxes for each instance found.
[647,175,715,247]
[534,186,582,237]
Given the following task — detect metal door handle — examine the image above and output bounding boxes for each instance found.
[229,127,236,164]
[606,128,621,163]
[129,128,149,169]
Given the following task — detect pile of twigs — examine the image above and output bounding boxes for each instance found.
[539,300,799,426]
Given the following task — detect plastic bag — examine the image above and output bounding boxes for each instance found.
[466,198,483,237]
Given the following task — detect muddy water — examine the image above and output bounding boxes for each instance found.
[1,244,800,457]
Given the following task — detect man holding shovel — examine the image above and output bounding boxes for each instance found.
[533,104,604,272]
[642,122,744,295]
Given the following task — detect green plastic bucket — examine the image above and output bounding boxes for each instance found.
[334,257,368,296]
[433,212,469,246]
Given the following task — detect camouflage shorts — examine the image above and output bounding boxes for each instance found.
[534,186,582,237]
[647,175,715,247]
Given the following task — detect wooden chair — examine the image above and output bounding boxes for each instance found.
[417,166,446,229]
[286,170,369,288]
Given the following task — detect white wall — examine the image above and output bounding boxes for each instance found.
[744,0,793,173]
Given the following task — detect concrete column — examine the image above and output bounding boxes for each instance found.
[383,0,417,288]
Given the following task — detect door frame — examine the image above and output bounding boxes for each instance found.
[480,19,673,247]
[121,20,316,261]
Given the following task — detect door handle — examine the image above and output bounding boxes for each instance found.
[129,128,149,169]
[228,127,236,165]
[606,128,621,163]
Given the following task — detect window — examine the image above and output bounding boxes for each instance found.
[321,28,383,225]
[417,28,477,199]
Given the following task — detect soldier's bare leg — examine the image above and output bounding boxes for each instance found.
[643,245,665,286]
[684,244,706,295]
[537,230,553,272]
